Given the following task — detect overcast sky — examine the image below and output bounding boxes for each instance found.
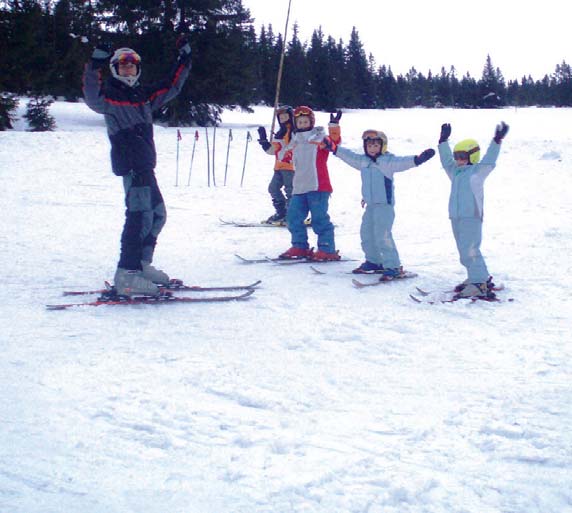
[242,0,570,81]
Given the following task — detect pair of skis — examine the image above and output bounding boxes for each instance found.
[47,279,261,310]
[220,218,286,228]
[234,254,356,265]
[409,285,511,304]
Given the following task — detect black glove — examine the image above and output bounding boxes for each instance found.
[91,44,111,70]
[414,148,435,166]
[494,121,509,144]
[257,126,268,142]
[176,34,192,63]
[439,123,451,144]
[329,110,342,124]
[257,126,271,151]
[322,136,338,154]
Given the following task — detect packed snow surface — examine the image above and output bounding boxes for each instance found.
[1,101,571,513]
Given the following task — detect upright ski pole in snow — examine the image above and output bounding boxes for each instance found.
[240,131,252,187]
[212,125,217,186]
[205,127,210,187]
[224,128,233,186]
[187,130,199,186]
[175,129,182,186]
[269,0,293,141]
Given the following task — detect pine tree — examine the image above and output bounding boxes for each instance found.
[479,54,505,108]
[24,96,56,131]
[281,24,309,107]
[0,93,19,130]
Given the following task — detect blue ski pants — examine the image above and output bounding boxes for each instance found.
[451,217,489,283]
[361,204,400,268]
[287,191,335,252]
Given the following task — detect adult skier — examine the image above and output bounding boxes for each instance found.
[83,37,192,296]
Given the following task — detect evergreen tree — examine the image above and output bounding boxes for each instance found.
[24,95,56,131]
[479,54,505,107]
[306,27,337,110]
[281,24,309,107]
[343,27,371,108]
[553,61,572,106]
[0,92,19,130]
[376,65,398,108]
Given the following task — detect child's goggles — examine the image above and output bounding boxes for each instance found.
[453,147,479,160]
[294,107,313,117]
[117,51,141,65]
[362,131,382,142]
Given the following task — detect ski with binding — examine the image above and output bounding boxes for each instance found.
[47,288,255,310]
[220,218,286,228]
[62,279,262,296]
[409,292,512,304]
[351,271,418,288]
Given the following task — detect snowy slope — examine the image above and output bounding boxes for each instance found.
[1,101,571,513]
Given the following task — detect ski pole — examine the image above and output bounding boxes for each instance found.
[240,131,252,187]
[187,130,199,186]
[175,129,182,186]
[205,126,210,187]
[269,0,293,142]
[224,128,233,186]
[212,125,217,186]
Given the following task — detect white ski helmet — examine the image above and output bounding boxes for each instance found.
[110,48,141,87]
[362,129,388,155]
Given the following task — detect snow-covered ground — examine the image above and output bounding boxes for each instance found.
[1,101,571,513]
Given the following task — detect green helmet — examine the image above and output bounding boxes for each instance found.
[453,139,480,165]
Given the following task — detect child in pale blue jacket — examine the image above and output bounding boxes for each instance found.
[325,130,434,277]
[438,121,509,298]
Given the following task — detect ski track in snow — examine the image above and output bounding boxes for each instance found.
[1,103,571,513]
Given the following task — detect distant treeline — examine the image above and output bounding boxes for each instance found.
[1,0,571,126]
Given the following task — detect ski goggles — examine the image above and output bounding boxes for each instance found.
[294,107,313,118]
[362,130,380,140]
[453,147,479,161]
[117,51,141,65]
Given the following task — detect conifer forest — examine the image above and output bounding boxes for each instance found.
[1,0,571,127]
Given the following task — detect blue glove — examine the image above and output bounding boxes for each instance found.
[414,148,435,166]
[494,121,509,144]
[439,123,451,144]
[91,44,111,69]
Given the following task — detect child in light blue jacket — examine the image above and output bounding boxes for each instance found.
[438,121,509,298]
[326,130,434,277]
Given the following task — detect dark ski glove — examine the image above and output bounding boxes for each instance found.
[414,148,435,166]
[439,123,451,143]
[257,126,271,151]
[176,34,192,63]
[91,44,111,69]
[329,110,342,124]
[322,136,338,154]
[494,121,509,144]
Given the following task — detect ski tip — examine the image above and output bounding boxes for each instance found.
[351,279,367,288]
[310,265,326,275]
[409,294,423,303]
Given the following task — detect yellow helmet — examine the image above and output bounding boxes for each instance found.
[453,139,480,165]
[362,129,388,155]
